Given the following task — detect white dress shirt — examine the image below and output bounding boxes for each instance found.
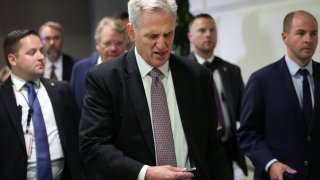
[194,53,232,141]
[44,55,63,81]
[11,74,64,179]
[135,48,190,180]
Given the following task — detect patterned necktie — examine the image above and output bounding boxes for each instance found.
[298,69,313,127]
[50,65,57,80]
[149,68,177,166]
[24,82,53,180]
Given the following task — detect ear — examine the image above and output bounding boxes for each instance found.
[7,54,17,67]
[127,23,135,41]
[281,32,287,44]
[187,32,192,42]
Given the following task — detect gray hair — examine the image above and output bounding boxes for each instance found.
[128,0,178,29]
[94,17,127,42]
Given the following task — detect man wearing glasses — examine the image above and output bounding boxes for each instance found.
[70,17,127,109]
[39,21,75,81]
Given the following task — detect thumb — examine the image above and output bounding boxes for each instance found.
[284,165,297,174]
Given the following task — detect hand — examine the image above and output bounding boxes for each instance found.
[145,165,194,180]
[269,161,297,180]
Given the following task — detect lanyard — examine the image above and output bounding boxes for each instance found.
[13,82,39,134]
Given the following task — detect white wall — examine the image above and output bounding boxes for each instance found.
[190,0,320,82]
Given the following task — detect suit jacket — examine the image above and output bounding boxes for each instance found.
[61,53,75,82]
[237,57,320,180]
[188,53,248,176]
[79,50,232,180]
[70,53,99,109]
[0,77,83,180]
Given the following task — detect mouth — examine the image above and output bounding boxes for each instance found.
[153,51,168,59]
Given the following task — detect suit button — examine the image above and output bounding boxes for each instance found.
[304,161,308,166]
[308,136,311,141]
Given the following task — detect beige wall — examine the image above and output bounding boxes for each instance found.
[190,0,320,83]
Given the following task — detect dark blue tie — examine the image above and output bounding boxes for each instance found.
[298,69,313,127]
[24,82,53,180]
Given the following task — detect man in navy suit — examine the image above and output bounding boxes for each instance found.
[70,17,126,108]
[39,21,75,81]
[187,13,248,179]
[0,29,83,179]
[237,10,320,180]
[79,0,232,179]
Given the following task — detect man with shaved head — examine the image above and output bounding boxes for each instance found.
[238,10,320,180]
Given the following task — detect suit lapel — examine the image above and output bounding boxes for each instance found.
[41,78,68,148]
[0,77,26,151]
[279,58,308,130]
[125,51,155,158]
[169,57,193,140]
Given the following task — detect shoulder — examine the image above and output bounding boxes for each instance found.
[170,54,211,77]
[73,54,98,69]
[62,53,75,62]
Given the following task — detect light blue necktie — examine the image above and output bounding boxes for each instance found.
[24,82,53,180]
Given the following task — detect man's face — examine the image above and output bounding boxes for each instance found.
[96,26,126,62]
[127,11,175,67]
[9,35,45,81]
[40,26,63,61]
[188,17,217,55]
[282,13,318,65]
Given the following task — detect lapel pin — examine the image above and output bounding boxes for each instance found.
[50,82,55,87]
[223,66,228,72]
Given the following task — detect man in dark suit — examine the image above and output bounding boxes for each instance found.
[70,17,126,109]
[39,21,75,81]
[0,29,83,179]
[187,13,248,179]
[237,10,320,180]
[79,0,232,179]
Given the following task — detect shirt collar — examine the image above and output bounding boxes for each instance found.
[194,53,215,65]
[285,54,313,77]
[135,47,169,79]
[45,54,63,68]
[11,73,41,91]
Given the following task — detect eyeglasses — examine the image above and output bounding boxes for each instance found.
[100,41,124,48]
[42,36,62,42]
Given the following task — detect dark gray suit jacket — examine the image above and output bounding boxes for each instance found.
[79,50,232,180]
[0,77,82,180]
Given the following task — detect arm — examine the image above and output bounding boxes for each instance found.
[237,73,276,176]
[79,70,143,179]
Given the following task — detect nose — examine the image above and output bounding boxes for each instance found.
[156,36,167,50]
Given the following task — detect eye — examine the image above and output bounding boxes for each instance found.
[147,34,158,39]
[198,28,206,33]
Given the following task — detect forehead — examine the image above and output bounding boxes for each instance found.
[137,11,175,32]
[18,35,42,50]
[41,26,61,35]
[291,13,318,30]
[193,17,215,27]
[99,26,125,40]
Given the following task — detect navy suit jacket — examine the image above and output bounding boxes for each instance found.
[70,53,99,109]
[79,50,232,180]
[188,53,248,175]
[237,57,320,180]
[0,77,83,180]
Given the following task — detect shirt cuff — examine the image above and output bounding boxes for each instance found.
[265,159,278,173]
[138,165,150,180]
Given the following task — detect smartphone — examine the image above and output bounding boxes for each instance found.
[283,172,294,180]
[184,167,197,173]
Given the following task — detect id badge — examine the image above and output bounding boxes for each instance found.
[24,133,33,158]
